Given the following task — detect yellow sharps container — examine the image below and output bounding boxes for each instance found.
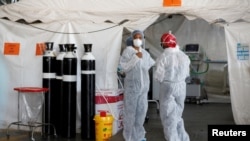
[94,111,114,141]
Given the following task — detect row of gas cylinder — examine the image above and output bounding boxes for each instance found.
[42,42,96,139]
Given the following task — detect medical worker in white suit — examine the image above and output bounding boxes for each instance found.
[154,32,190,141]
[119,30,155,141]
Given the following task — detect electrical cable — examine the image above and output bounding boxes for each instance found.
[2,18,128,34]
[27,24,120,34]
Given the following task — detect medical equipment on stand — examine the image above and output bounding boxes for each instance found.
[184,44,209,104]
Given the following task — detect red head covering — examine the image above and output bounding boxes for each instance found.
[161,32,177,48]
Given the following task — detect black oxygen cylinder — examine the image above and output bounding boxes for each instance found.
[55,44,66,136]
[61,43,77,138]
[81,44,96,139]
[42,42,57,135]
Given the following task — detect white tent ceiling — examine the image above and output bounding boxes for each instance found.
[0,0,250,25]
[0,0,250,128]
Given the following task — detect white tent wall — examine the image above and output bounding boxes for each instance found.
[0,19,124,129]
[225,22,250,124]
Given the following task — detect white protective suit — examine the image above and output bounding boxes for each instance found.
[154,46,190,141]
[120,36,155,141]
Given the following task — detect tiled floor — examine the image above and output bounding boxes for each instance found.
[0,95,234,141]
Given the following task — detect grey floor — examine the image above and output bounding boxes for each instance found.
[0,94,234,141]
[110,96,234,141]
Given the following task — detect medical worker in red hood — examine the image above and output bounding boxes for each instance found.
[119,30,155,141]
[154,32,190,141]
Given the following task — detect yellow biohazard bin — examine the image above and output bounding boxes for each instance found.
[94,111,114,141]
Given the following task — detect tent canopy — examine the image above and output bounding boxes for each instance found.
[1,0,250,127]
[0,0,250,25]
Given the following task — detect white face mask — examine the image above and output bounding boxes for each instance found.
[133,39,143,47]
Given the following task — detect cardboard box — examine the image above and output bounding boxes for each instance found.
[95,89,124,135]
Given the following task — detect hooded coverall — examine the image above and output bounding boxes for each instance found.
[154,46,190,141]
[120,45,155,141]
